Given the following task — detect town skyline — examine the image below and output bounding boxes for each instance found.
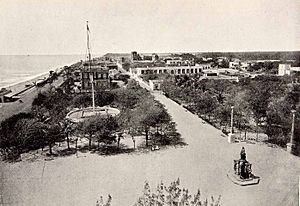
[0,0,299,55]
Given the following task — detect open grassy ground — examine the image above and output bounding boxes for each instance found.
[0,92,299,206]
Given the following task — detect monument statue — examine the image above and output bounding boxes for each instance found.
[233,147,254,180]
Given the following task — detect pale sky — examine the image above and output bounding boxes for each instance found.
[0,0,299,55]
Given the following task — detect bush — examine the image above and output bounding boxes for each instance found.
[96,179,221,206]
[96,195,112,206]
[135,179,221,206]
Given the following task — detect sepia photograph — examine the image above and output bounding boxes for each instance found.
[0,0,300,205]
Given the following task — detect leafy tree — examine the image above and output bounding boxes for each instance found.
[26,121,48,151]
[78,115,119,150]
[245,76,286,139]
[265,98,293,146]
[214,104,231,132]
[78,117,98,150]
[132,98,171,146]
[32,89,71,122]
[117,73,130,84]
[161,79,182,100]
[205,79,233,104]
[94,116,119,150]
[43,123,63,155]
[72,93,92,108]
[141,74,160,83]
[285,84,300,108]
[95,91,115,107]
[127,79,141,90]
[195,92,218,121]
[0,113,33,157]
[113,87,148,109]
[60,120,76,150]
[230,91,251,138]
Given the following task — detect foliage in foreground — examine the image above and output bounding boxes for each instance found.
[135,179,221,206]
[97,179,221,206]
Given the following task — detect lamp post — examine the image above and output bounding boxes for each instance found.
[230,106,234,133]
[228,106,235,143]
[287,110,296,154]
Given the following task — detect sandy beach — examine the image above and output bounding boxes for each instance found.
[1,71,50,94]
[0,74,64,123]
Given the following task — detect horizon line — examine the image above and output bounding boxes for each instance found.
[1,49,300,56]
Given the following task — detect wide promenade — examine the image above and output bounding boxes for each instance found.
[0,92,299,205]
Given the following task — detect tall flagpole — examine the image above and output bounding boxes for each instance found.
[87,21,95,113]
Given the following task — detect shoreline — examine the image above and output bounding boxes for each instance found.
[1,60,79,97]
[2,72,50,96]
[1,71,50,89]
[0,60,80,123]
[0,75,65,123]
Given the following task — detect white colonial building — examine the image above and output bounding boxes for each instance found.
[130,64,212,76]
[278,64,300,76]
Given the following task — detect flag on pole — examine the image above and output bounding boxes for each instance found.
[87,22,90,33]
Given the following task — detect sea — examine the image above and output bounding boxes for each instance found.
[0,55,87,89]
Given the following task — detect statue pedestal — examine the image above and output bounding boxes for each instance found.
[228,133,235,143]
[227,169,260,186]
[229,159,260,186]
[286,142,296,154]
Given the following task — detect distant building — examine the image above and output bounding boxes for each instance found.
[131,51,140,61]
[106,63,118,70]
[165,58,182,66]
[229,61,249,70]
[152,53,159,61]
[229,62,240,69]
[141,55,153,61]
[278,64,291,76]
[203,69,219,77]
[240,62,249,70]
[278,63,300,76]
[81,62,110,92]
[130,64,211,76]
[164,57,194,66]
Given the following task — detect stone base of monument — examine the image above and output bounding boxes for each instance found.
[286,142,296,154]
[227,133,235,143]
[227,169,260,186]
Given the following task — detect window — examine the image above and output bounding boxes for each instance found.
[187,69,189,73]
[191,69,194,73]
[164,69,167,73]
[141,70,145,74]
[182,69,185,74]
[178,69,181,74]
[171,70,174,74]
[159,70,162,73]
